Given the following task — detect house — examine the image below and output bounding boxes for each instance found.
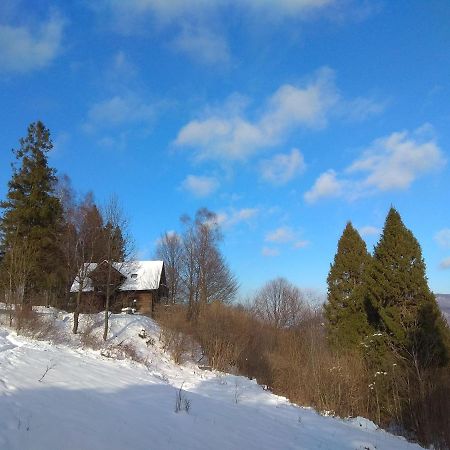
[70,260,168,314]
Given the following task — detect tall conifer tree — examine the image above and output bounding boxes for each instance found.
[0,121,64,296]
[366,207,449,368]
[325,222,372,350]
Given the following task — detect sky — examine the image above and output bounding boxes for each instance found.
[1,0,449,297]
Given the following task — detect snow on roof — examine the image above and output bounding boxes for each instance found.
[70,260,164,293]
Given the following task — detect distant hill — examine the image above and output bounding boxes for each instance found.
[436,294,450,323]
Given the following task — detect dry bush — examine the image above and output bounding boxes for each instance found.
[101,341,144,363]
[160,328,190,364]
[79,316,102,350]
[386,364,450,450]
[174,383,191,413]
[411,366,450,450]
[197,302,276,382]
[154,301,449,449]
[155,305,195,364]
[269,326,369,417]
[12,305,69,345]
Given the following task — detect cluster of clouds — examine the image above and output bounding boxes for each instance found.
[83,95,155,132]
[216,207,259,228]
[260,149,306,185]
[96,0,361,65]
[0,11,65,74]
[175,67,390,194]
[304,126,445,203]
[0,0,371,73]
[262,226,309,257]
[175,68,383,162]
[181,175,219,198]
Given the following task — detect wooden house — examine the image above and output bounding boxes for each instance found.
[70,260,168,314]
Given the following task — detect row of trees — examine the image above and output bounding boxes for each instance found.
[0,121,238,335]
[324,209,450,439]
[325,209,449,369]
[0,122,129,338]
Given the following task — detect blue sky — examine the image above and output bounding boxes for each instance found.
[1,0,450,296]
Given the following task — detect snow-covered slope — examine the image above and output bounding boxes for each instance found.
[0,310,423,450]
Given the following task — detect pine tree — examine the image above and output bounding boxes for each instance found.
[366,207,449,369]
[324,222,372,350]
[0,121,64,297]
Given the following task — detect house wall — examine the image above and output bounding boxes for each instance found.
[112,291,157,314]
[75,289,164,315]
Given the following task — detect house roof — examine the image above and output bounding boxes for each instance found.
[70,260,164,293]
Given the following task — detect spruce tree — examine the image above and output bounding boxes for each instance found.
[365,207,449,369]
[0,121,64,296]
[324,222,372,350]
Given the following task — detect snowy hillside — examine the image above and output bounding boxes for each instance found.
[0,309,424,450]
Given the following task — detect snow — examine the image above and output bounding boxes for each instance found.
[70,260,164,292]
[0,309,424,450]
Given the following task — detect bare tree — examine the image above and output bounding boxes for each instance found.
[252,277,306,328]
[71,193,105,334]
[180,209,238,320]
[155,232,183,304]
[101,195,133,341]
[1,231,37,327]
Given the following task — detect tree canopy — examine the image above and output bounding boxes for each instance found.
[324,222,372,350]
[0,121,64,294]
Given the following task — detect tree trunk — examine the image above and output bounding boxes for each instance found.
[73,287,82,334]
[103,264,112,341]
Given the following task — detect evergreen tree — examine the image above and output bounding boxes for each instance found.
[366,207,449,369]
[324,222,372,350]
[0,121,64,296]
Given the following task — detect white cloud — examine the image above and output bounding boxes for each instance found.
[99,0,338,29]
[305,126,446,203]
[260,148,306,185]
[265,226,309,249]
[265,226,296,243]
[339,96,387,122]
[440,257,450,270]
[358,226,380,237]
[96,0,372,66]
[84,95,155,131]
[0,13,64,73]
[181,175,219,197]
[171,27,230,65]
[435,229,450,249]
[262,246,280,257]
[347,129,445,192]
[175,68,339,161]
[304,170,343,203]
[218,208,259,227]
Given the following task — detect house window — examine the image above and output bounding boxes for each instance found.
[131,273,138,279]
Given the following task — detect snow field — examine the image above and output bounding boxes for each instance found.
[0,309,424,450]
